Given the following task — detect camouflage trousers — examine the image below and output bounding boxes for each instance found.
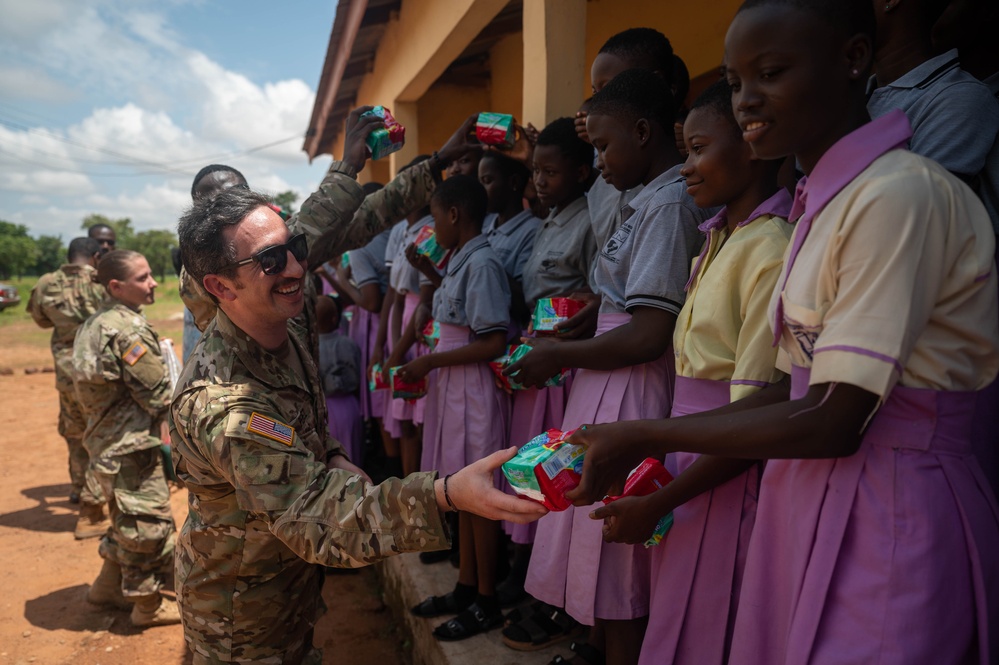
[92,447,176,597]
[58,388,103,503]
[188,634,322,665]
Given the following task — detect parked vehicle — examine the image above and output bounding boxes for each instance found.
[0,283,21,311]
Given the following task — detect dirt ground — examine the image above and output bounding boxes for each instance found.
[0,321,411,665]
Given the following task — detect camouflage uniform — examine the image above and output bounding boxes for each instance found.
[27,263,107,502]
[73,300,176,598]
[169,161,449,664]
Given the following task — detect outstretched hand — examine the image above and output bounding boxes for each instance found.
[437,114,483,167]
[446,447,549,524]
[589,494,664,545]
[343,106,384,174]
[563,422,648,505]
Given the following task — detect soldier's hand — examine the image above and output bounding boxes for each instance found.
[442,447,549,524]
[437,114,483,168]
[343,106,384,174]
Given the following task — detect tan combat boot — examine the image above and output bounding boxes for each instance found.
[130,594,182,627]
[85,560,131,610]
[74,502,110,539]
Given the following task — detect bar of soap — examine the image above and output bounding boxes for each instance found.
[362,106,406,160]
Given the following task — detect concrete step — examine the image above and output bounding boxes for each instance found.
[377,552,578,665]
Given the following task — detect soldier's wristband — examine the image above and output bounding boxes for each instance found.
[443,473,458,512]
[329,160,358,180]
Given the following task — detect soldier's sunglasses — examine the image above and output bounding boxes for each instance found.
[228,233,308,275]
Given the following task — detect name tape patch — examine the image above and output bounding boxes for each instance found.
[246,412,295,446]
[122,342,147,366]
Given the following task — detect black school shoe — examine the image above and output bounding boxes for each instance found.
[433,601,504,641]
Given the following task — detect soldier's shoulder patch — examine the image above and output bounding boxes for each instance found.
[122,342,147,366]
[246,411,295,446]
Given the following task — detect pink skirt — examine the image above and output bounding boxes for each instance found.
[349,307,387,420]
[326,394,363,466]
[524,312,673,625]
[381,327,401,439]
[420,324,511,476]
[639,376,760,665]
[729,366,999,665]
[390,293,427,426]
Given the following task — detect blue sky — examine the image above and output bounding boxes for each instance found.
[0,0,339,240]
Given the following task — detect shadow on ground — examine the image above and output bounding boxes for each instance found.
[0,483,77,533]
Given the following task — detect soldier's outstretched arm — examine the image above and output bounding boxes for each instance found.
[287,106,384,244]
[308,114,484,266]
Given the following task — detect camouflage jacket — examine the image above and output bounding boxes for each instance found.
[169,308,448,661]
[179,159,437,333]
[72,300,171,459]
[27,264,106,391]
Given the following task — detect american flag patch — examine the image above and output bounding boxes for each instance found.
[122,342,147,366]
[246,412,295,446]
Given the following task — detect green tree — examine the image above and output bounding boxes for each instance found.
[132,229,177,282]
[34,235,65,274]
[271,190,298,214]
[81,214,135,249]
[0,221,39,280]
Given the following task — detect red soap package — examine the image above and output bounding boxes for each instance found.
[601,458,674,504]
[533,297,586,336]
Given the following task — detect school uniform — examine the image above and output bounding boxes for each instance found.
[421,234,512,476]
[484,209,541,288]
[638,189,793,665]
[729,110,999,665]
[318,329,364,464]
[347,230,391,422]
[585,174,641,255]
[525,164,712,626]
[504,197,595,545]
[389,216,433,428]
[867,49,999,182]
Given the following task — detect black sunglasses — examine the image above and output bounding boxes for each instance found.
[227,233,308,275]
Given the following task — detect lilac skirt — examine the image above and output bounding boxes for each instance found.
[326,394,363,466]
[639,376,760,665]
[420,324,511,476]
[729,366,999,665]
[524,312,673,625]
[390,293,427,425]
[349,307,387,420]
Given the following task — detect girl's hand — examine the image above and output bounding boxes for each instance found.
[442,447,549,524]
[563,422,648,504]
[589,494,664,545]
[503,337,560,389]
[397,355,433,382]
[574,111,590,144]
[413,303,431,337]
[405,244,438,280]
[336,262,352,286]
[553,291,600,339]
[437,114,483,167]
[383,348,406,383]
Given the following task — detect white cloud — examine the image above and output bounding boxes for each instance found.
[0,64,78,103]
[0,0,76,45]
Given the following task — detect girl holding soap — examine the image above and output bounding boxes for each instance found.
[399,175,513,640]
[506,70,714,665]
[591,79,793,665]
[493,117,598,608]
[567,1,999,663]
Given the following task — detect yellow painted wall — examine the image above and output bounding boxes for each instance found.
[489,31,524,119]
[415,83,492,156]
[344,0,741,180]
[583,0,741,98]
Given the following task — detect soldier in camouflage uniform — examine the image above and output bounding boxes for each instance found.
[72,249,180,628]
[170,107,546,664]
[27,237,110,537]
[178,119,449,345]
